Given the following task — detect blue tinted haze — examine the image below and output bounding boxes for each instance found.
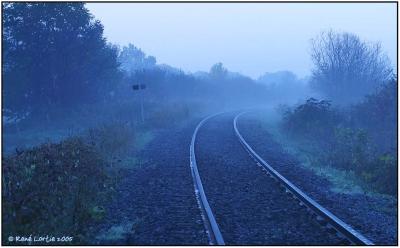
[87,3,397,79]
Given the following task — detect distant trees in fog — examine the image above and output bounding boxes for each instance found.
[118,43,157,73]
[209,62,228,81]
[310,31,393,104]
[257,71,314,104]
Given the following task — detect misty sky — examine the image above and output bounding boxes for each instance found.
[87,3,396,79]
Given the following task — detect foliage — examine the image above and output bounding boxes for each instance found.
[118,43,157,73]
[3,138,117,243]
[209,62,228,81]
[350,78,397,153]
[113,60,269,112]
[280,79,397,195]
[2,0,271,122]
[257,71,314,104]
[362,154,397,195]
[87,122,135,160]
[328,127,371,171]
[281,98,340,145]
[310,30,393,104]
[2,3,121,115]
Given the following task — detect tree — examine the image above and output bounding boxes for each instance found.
[2,3,121,116]
[351,77,397,153]
[257,71,312,104]
[209,62,228,81]
[310,31,393,104]
[118,43,157,73]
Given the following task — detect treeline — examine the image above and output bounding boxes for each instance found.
[257,71,314,104]
[3,3,121,117]
[3,2,270,128]
[279,31,397,195]
[2,3,272,241]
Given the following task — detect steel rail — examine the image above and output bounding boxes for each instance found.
[190,113,225,245]
[233,112,374,246]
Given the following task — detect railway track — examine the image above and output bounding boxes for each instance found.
[189,112,374,245]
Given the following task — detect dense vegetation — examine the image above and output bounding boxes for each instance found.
[3,138,118,243]
[3,3,270,130]
[2,3,397,244]
[2,3,272,241]
[3,3,121,119]
[280,31,397,195]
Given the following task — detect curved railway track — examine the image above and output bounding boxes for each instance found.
[190,113,225,245]
[190,112,373,245]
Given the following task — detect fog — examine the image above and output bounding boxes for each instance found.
[87,3,397,79]
[3,2,397,152]
[2,3,398,245]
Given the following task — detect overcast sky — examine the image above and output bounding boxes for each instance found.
[87,3,396,79]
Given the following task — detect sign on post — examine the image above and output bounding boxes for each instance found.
[132,83,146,123]
[132,84,146,90]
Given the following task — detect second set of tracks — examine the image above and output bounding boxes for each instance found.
[189,112,373,245]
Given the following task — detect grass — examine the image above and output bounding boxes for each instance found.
[248,111,369,196]
[112,129,154,170]
[3,127,77,155]
[95,221,134,241]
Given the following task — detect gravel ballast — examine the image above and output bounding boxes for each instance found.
[195,112,346,245]
[237,111,398,245]
[90,119,209,245]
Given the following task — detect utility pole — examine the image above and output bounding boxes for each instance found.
[132,83,146,123]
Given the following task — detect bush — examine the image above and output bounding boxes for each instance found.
[281,98,341,145]
[328,127,372,171]
[87,122,135,161]
[363,154,397,195]
[326,127,397,194]
[350,79,397,153]
[3,137,116,243]
[280,94,397,196]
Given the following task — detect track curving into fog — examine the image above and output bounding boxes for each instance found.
[193,112,347,245]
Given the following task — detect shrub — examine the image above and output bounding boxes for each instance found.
[87,122,135,161]
[323,127,396,195]
[361,153,397,195]
[350,79,397,153]
[3,137,116,243]
[280,94,397,196]
[281,98,341,145]
[328,127,372,171]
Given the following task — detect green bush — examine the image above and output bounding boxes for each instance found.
[87,122,135,160]
[362,154,397,195]
[350,79,397,153]
[280,92,397,196]
[281,98,341,145]
[328,127,371,171]
[3,137,116,243]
